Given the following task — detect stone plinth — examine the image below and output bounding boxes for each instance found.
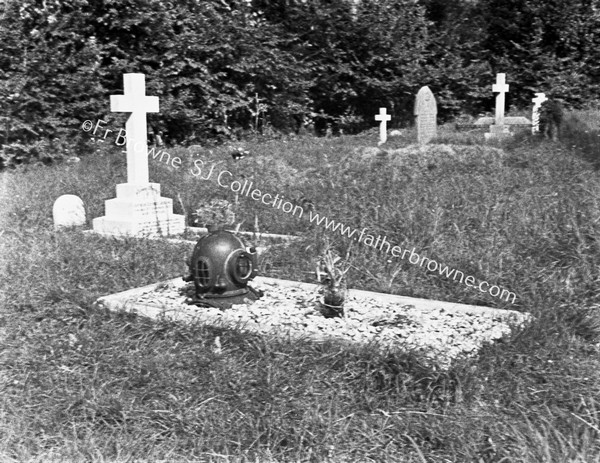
[93,183,184,237]
[484,124,512,140]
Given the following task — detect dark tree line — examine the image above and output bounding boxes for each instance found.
[1,0,600,166]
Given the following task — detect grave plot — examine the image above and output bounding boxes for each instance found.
[96,276,530,370]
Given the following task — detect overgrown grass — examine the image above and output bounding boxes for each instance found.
[560,110,600,168]
[1,115,599,462]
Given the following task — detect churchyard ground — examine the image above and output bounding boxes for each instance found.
[0,118,599,462]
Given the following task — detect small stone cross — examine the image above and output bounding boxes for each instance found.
[531,92,548,134]
[492,73,509,126]
[375,107,391,145]
[111,73,159,185]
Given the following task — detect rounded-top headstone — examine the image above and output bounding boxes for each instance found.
[414,86,437,116]
[53,194,86,230]
[414,86,438,145]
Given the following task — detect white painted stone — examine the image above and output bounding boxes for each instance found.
[414,86,437,145]
[531,92,548,134]
[374,107,391,145]
[93,73,185,237]
[53,194,86,229]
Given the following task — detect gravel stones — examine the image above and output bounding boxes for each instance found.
[98,277,531,370]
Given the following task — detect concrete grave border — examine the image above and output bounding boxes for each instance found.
[95,276,532,368]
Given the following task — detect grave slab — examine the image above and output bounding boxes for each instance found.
[95,276,531,369]
[475,116,531,126]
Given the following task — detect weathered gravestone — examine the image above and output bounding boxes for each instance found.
[414,86,437,145]
[485,73,511,140]
[374,107,391,145]
[531,92,548,134]
[93,73,185,237]
[53,194,86,230]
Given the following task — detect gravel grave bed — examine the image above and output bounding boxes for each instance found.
[100,277,531,369]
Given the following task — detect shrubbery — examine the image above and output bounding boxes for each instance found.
[2,0,600,168]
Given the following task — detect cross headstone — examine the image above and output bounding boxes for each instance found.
[93,73,185,237]
[414,86,437,145]
[531,92,548,134]
[110,74,158,184]
[53,194,86,229]
[375,107,391,145]
[485,73,511,140]
[492,73,509,126]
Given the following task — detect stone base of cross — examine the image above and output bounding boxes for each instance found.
[93,183,185,237]
[484,125,512,141]
[93,73,185,237]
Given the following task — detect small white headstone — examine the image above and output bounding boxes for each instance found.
[531,92,548,134]
[53,195,86,229]
[374,107,391,145]
[414,86,437,145]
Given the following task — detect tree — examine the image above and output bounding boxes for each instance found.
[481,0,600,107]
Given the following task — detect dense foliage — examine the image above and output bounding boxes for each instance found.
[2,0,600,166]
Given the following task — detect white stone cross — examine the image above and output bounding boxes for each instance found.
[531,92,548,134]
[375,107,391,145]
[111,73,159,185]
[492,73,509,126]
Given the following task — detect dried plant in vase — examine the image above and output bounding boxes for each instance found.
[316,249,351,318]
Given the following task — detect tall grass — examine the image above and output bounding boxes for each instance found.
[0,115,599,461]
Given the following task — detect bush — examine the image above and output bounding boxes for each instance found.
[559,110,600,168]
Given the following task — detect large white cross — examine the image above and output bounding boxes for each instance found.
[111,73,159,185]
[492,73,509,126]
[375,107,391,145]
[531,92,548,134]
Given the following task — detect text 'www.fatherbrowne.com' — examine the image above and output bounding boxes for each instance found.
[189,159,517,304]
[306,211,517,304]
